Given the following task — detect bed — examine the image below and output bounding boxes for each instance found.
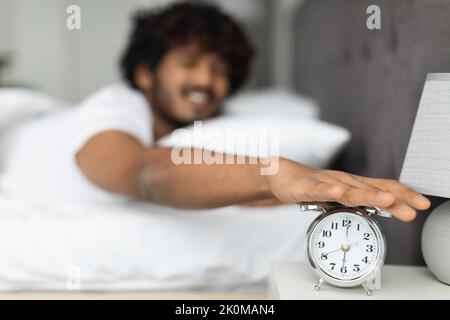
[0,82,345,295]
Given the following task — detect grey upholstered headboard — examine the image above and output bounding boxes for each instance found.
[293,0,450,265]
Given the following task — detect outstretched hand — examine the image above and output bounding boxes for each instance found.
[268,159,431,221]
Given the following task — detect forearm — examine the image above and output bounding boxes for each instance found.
[135,147,275,208]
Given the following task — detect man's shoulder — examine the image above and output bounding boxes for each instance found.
[69,83,154,149]
[77,83,153,122]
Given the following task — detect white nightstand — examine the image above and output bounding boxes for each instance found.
[269,261,450,300]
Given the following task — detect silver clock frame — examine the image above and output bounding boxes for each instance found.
[302,203,387,295]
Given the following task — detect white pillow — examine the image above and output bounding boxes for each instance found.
[222,89,320,119]
[0,88,65,130]
[157,115,350,169]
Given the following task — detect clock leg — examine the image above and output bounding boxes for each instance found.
[362,282,373,296]
[363,268,380,296]
[314,278,324,291]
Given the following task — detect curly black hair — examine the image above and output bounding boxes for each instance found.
[120,1,255,95]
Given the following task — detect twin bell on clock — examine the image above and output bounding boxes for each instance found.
[299,202,391,296]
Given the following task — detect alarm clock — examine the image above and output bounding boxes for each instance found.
[300,202,391,295]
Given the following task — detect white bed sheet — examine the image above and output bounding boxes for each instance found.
[0,194,317,292]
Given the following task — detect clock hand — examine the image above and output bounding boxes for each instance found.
[325,241,359,256]
[342,251,347,270]
[324,242,359,256]
[324,247,342,256]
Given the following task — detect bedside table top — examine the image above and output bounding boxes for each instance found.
[269,261,450,300]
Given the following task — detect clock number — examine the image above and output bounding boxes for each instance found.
[366,244,374,252]
[322,230,332,238]
[362,256,369,264]
[329,263,336,270]
[363,233,370,240]
[320,253,328,260]
[353,264,360,272]
[318,241,325,248]
[342,219,351,227]
[331,222,338,230]
[340,266,347,274]
[357,224,361,231]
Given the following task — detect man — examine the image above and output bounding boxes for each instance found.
[1,2,429,220]
[73,2,430,220]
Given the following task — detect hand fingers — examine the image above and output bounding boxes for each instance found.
[295,171,430,222]
[315,172,396,208]
[336,185,416,222]
[381,200,417,222]
[299,175,395,208]
[357,176,431,210]
[327,173,425,220]
[299,177,346,202]
[334,184,396,208]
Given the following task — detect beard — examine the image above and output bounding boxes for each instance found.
[148,77,190,129]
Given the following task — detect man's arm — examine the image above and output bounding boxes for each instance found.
[76,130,431,221]
[76,130,273,208]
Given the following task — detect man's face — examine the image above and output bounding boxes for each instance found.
[147,44,230,125]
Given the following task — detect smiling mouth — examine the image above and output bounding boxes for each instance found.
[184,90,213,107]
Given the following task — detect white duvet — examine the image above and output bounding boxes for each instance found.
[0,193,316,291]
[0,87,336,291]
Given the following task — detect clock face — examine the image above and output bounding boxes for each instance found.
[308,211,381,281]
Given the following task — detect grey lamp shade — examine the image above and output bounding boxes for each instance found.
[400,73,450,198]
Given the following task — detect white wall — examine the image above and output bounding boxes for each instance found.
[0,0,183,101]
[1,0,66,97]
